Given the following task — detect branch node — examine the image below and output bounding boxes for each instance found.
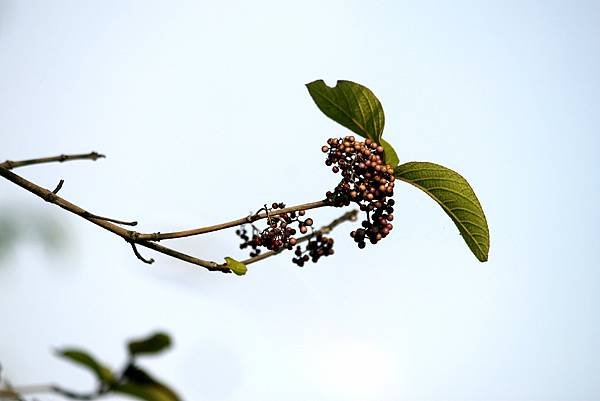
[42,191,56,203]
[2,160,14,169]
[89,151,106,161]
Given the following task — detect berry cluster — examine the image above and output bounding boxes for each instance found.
[322,135,395,248]
[236,203,314,257]
[292,233,335,267]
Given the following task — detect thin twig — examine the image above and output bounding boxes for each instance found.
[80,211,138,226]
[0,152,105,170]
[136,200,329,241]
[52,179,65,194]
[0,152,352,274]
[130,242,154,264]
[140,240,227,272]
[0,384,106,400]
[0,166,228,273]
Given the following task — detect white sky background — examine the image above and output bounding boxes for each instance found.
[1,1,599,400]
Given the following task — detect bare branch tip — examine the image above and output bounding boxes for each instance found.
[52,179,65,194]
[81,211,138,226]
[90,151,106,160]
[130,242,155,264]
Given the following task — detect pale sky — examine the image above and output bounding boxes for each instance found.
[1,1,599,400]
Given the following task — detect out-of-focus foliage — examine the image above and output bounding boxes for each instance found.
[55,332,179,401]
[128,332,172,357]
[0,205,66,264]
[1,332,179,400]
[56,349,115,384]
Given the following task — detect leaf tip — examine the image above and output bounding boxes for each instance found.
[395,161,490,264]
[128,332,172,356]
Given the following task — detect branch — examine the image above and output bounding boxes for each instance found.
[1,152,355,274]
[135,200,329,241]
[0,152,105,170]
[0,165,228,273]
[0,384,105,400]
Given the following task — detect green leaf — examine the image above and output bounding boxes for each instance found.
[306,80,385,141]
[394,162,490,262]
[56,349,115,384]
[128,332,171,356]
[114,364,180,401]
[381,139,399,166]
[114,382,180,401]
[225,256,247,276]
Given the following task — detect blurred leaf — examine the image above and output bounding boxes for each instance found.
[128,332,171,357]
[0,214,19,260]
[123,364,157,384]
[56,349,115,384]
[394,162,490,262]
[114,383,179,401]
[0,207,67,264]
[37,215,66,254]
[306,80,385,141]
[381,139,399,166]
[115,365,180,401]
[225,257,247,276]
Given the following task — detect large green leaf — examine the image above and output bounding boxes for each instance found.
[225,257,247,276]
[394,162,489,262]
[56,349,115,384]
[381,139,399,166]
[128,332,171,357]
[306,80,385,141]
